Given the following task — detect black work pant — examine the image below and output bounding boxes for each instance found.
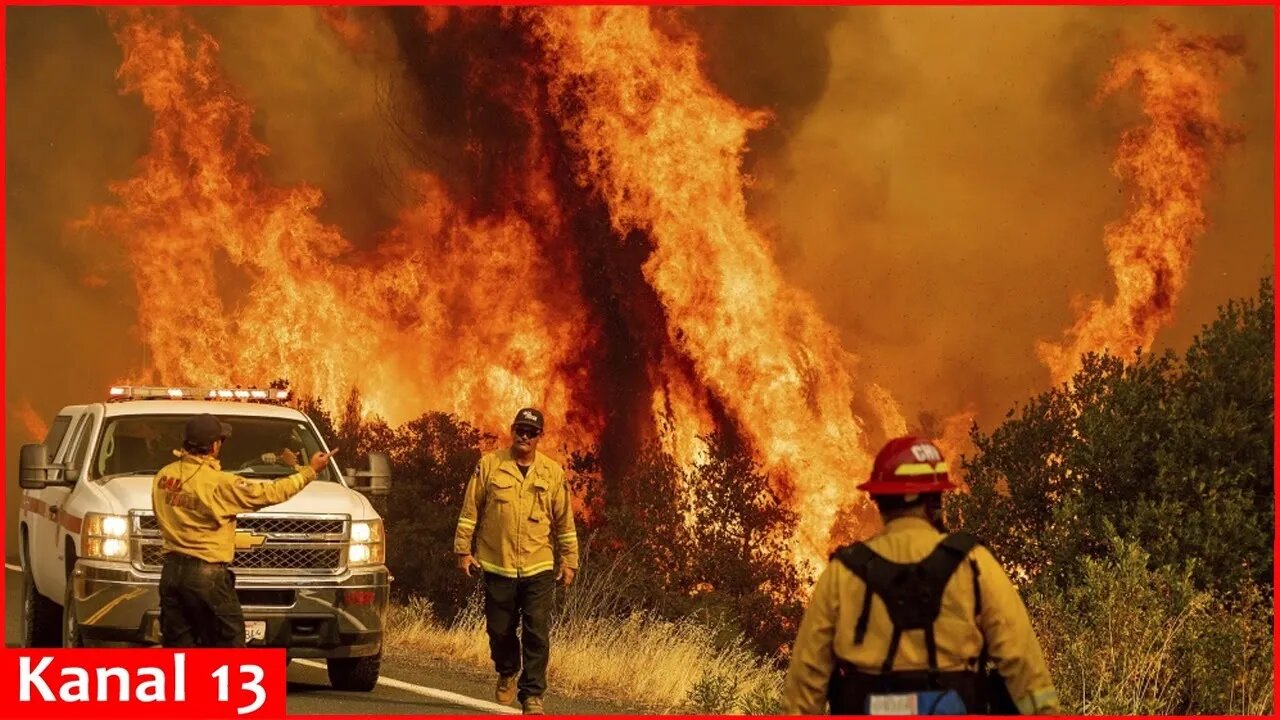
[484,570,555,701]
[159,553,245,648]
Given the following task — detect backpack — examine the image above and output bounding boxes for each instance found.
[826,532,1016,715]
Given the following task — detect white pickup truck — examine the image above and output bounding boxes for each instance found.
[17,385,391,691]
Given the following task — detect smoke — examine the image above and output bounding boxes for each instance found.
[5,8,149,552]
[759,6,1272,432]
[681,8,845,160]
[184,6,416,245]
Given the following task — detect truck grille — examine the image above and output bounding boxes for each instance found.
[136,515,345,538]
[133,512,349,574]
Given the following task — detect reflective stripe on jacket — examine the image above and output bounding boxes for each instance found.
[454,449,579,577]
[782,516,1060,715]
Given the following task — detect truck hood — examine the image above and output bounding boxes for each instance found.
[100,474,378,521]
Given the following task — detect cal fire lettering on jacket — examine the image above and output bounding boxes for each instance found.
[156,476,201,511]
[19,654,185,702]
[164,491,199,510]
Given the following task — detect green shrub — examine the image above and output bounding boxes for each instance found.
[1027,534,1272,714]
[683,667,741,714]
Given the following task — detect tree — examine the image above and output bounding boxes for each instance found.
[950,278,1274,594]
[382,411,493,622]
[684,433,808,657]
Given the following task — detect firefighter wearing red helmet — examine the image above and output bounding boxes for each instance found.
[782,436,1060,715]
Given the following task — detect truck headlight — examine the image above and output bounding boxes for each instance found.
[349,519,384,565]
[84,512,131,561]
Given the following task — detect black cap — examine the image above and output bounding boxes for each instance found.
[512,408,544,432]
[185,414,232,447]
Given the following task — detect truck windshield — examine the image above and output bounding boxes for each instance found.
[91,414,337,483]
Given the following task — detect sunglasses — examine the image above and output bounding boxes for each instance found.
[514,426,542,439]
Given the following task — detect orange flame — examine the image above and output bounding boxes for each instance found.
[82,9,603,453]
[317,7,371,54]
[13,398,48,442]
[933,409,976,481]
[81,10,1230,576]
[525,7,892,565]
[81,7,900,572]
[1037,24,1243,386]
[421,7,452,34]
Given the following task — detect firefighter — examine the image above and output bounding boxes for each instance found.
[782,436,1060,715]
[454,408,579,716]
[151,413,335,648]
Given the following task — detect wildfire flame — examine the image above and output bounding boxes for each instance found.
[83,9,603,455]
[317,7,372,55]
[75,9,1238,575]
[13,398,49,442]
[526,7,906,561]
[79,7,898,571]
[1037,25,1243,386]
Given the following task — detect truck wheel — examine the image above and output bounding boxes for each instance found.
[62,577,84,648]
[22,565,62,648]
[327,652,381,692]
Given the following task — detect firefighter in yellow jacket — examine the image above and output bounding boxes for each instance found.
[783,436,1060,715]
[151,413,334,648]
[454,408,579,716]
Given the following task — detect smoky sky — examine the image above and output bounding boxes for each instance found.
[5,6,1273,553]
[741,6,1273,432]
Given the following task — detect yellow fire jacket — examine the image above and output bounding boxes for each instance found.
[783,516,1060,715]
[454,448,579,578]
[151,452,317,564]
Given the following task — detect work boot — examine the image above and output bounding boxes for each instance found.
[521,696,544,715]
[495,674,518,705]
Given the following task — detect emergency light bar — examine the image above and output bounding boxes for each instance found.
[107,386,291,402]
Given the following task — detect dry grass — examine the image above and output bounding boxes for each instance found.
[384,555,783,713]
[1026,537,1274,716]
[385,539,1272,715]
[385,599,783,713]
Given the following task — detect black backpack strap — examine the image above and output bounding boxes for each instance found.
[831,543,877,645]
[910,533,979,672]
[924,624,939,671]
[834,534,980,674]
[961,540,1001,713]
[881,627,904,674]
[934,532,979,565]
[855,592,874,645]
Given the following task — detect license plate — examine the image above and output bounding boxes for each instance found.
[868,693,918,715]
[245,620,266,643]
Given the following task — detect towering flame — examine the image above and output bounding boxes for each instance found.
[82,9,604,452]
[80,7,895,570]
[317,7,372,54]
[75,8,1239,574]
[527,7,892,561]
[14,398,49,442]
[1037,25,1243,386]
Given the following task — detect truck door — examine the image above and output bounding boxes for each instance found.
[22,412,72,574]
[30,408,99,600]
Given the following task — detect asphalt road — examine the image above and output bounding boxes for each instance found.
[5,563,626,715]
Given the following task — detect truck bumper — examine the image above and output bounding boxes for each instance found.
[71,560,388,658]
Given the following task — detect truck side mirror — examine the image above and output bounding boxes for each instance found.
[346,452,392,497]
[19,444,68,489]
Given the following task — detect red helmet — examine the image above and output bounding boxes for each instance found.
[858,436,955,495]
